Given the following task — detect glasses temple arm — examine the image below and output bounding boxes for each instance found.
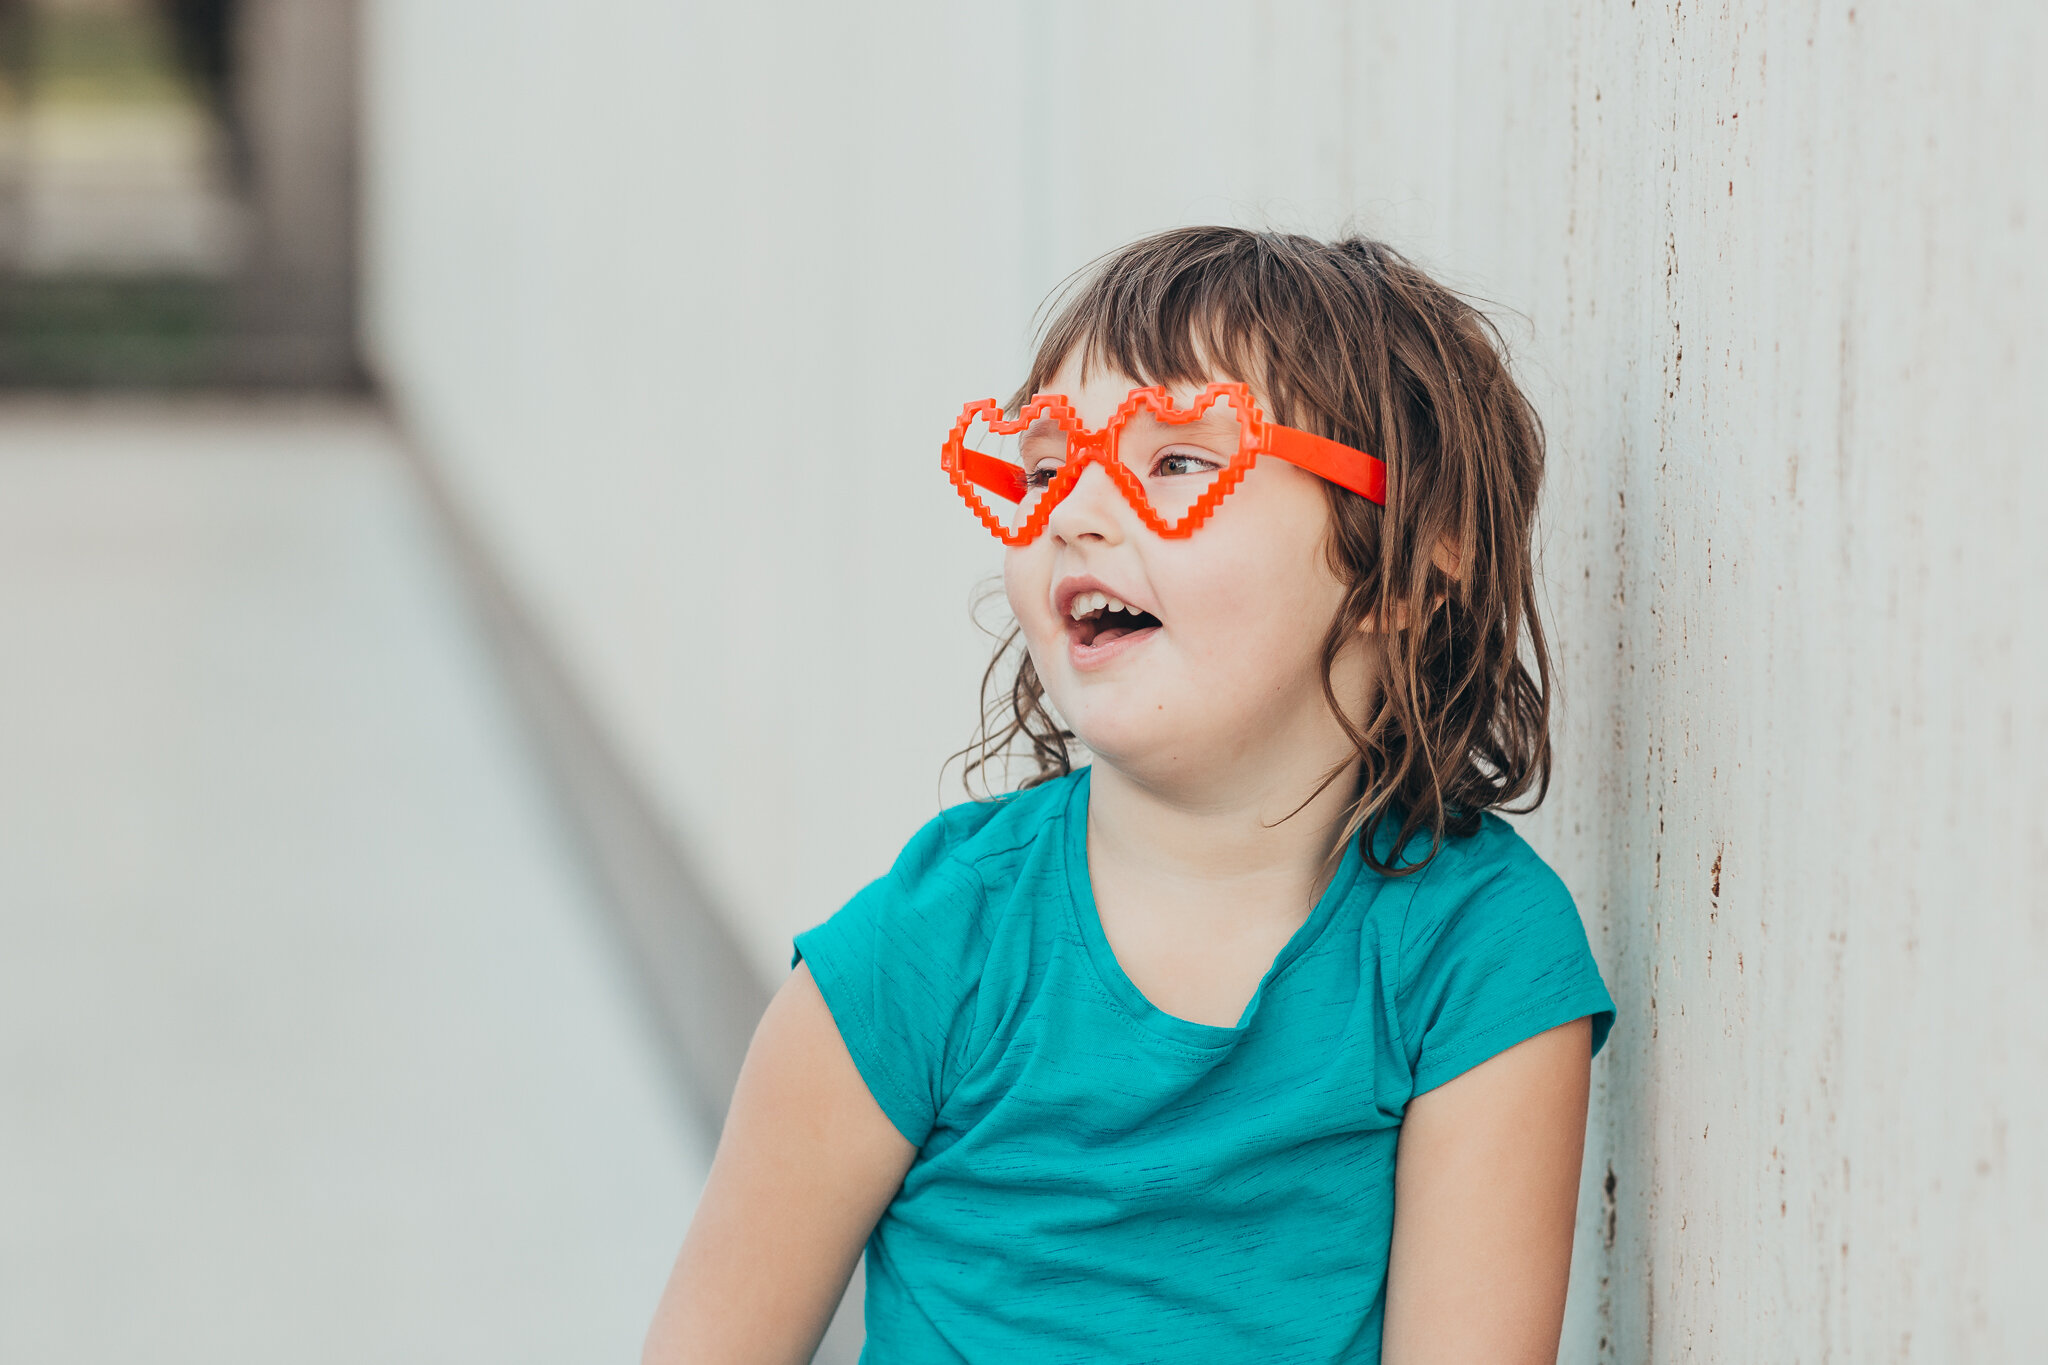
[1264,424,1387,505]
[957,448,1029,505]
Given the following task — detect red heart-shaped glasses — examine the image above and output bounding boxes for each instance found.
[942,382,1385,546]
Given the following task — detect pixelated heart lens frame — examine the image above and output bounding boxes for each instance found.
[942,382,1386,547]
[951,388,1249,539]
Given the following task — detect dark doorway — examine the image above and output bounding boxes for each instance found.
[0,0,358,388]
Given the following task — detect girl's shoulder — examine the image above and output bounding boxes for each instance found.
[1392,811,1572,912]
[885,769,1084,895]
[790,776,1082,1148]
[1385,811,1586,972]
[1380,812,1616,1092]
[786,774,1088,1142]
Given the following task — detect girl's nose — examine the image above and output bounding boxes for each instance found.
[1045,459,1126,546]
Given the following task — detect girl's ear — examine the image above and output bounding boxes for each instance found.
[1429,531,1465,580]
[1357,533,1464,634]
[1357,601,1411,634]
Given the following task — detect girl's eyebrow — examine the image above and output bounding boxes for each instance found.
[1166,408,1243,438]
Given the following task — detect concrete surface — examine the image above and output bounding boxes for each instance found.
[0,400,707,1363]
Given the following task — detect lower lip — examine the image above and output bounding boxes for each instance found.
[1067,623,1161,671]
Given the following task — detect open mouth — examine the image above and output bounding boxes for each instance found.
[1065,590,1163,648]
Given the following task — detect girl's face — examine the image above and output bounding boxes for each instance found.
[1003,357,1366,794]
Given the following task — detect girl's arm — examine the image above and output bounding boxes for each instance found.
[642,960,918,1365]
[1380,1016,1594,1365]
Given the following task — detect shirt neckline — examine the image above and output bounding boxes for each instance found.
[1060,765,1366,1052]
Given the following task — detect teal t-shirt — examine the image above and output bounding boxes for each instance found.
[789,766,1615,1363]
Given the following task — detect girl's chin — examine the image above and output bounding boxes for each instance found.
[1059,712,1200,774]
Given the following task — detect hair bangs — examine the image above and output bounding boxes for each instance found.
[1010,236,1280,416]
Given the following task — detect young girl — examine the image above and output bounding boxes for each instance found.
[645,227,1616,1364]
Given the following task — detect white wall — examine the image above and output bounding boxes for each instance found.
[362,3,2048,1359]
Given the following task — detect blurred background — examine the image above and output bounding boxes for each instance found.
[0,0,353,385]
[2,2,2043,1362]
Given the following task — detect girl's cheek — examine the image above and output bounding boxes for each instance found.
[1159,544,1263,639]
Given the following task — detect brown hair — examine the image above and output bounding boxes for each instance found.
[956,226,1554,876]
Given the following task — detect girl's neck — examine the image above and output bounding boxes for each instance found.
[1085,753,1362,925]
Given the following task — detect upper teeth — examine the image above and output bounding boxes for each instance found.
[1068,590,1133,620]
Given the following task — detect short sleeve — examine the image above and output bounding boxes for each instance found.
[1396,849,1616,1101]
[790,813,988,1149]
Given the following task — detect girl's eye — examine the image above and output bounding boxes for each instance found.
[1153,449,1222,478]
[1024,463,1061,489]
